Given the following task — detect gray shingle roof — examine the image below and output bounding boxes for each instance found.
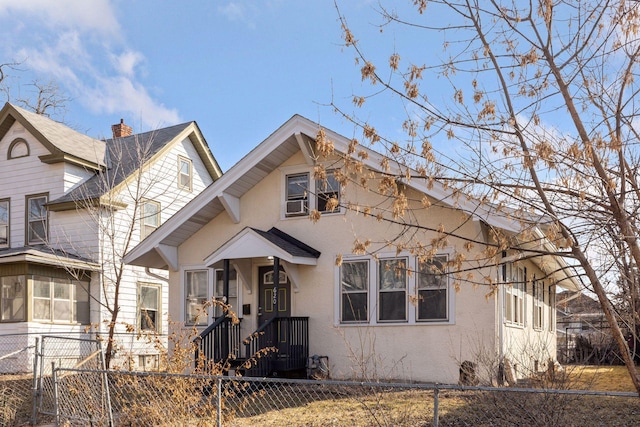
[251,227,321,259]
[50,122,194,205]
[4,103,107,167]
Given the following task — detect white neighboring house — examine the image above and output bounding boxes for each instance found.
[125,115,581,384]
[0,102,221,370]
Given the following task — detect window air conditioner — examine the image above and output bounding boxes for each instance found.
[286,199,306,215]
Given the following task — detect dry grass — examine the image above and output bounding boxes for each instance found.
[226,366,640,427]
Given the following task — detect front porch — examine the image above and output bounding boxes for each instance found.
[195,315,309,377]
[195,227,320,377]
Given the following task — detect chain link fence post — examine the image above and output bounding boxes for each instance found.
[433,385,439,427]
[31,336,39,426]
[217,377,222,427]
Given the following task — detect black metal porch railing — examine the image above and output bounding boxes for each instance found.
[194,316,242,371]
[243,317,309,377]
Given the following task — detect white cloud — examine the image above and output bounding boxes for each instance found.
[0,0,182,130]
[111,50,145,78]
[0,0,120,35]
[218,2,247,22]
[84,76,180,130]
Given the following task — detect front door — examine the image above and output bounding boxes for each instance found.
[257,265,291,327]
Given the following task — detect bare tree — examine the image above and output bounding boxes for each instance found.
[331,0,640,394]
[16,79,71,118]
[50,128,194,368]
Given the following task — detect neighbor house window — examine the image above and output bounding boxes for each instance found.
[340,259,369,323]
[316,169,340,213]
[140,200,160,239]
[1,275,25,322]
[0,199,8,248]
[138,283,161,332]
[417,256,448,321]
[185,269,208,325]
[7,138,29,159]
[178,156,193,191]
[503,264,525,326]
[378,258,408,322]
[533,279,544,330]
[26,194,48,244]
[285,173,309,216]
[32,276,89,323]
[214,269,238,318]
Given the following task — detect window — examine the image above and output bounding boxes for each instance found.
[417,256,448,321]
[548,285,556,331]
[316,170,340,213]
[139,283,161,332]
[32,276,89,323]
[214,269,238,318]
[533,279,544,329]
[1,275,25,322]
[178,156,193,191]
[26,194,48,244]
[285,173,309,216]
[7,138,29,159]
[141,200,160,239]
[503,263,525,325]
[378,258,408,322]
[340,260,369,322]
[0,199,8,248]
[185,270,208,325]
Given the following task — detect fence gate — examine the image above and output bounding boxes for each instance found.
[34,335,111,425]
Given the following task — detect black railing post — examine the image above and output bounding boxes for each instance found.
[222,259,230,359]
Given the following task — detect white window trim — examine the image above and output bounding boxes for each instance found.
[181,265,243,326]
[178,155,193,192]
[0,198,9,248]
[138,282,162,333]
[140,200,160,240]
[280,164,344,219]
[503,263,526,328]
[334,251,455,327]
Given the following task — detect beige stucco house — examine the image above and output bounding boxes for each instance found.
[124,115,580,384]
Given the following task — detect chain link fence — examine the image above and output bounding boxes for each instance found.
[0,334,36,426]
[50,369,640,427]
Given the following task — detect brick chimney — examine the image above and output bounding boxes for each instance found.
[111,119,133,138]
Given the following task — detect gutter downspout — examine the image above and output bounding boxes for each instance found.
[145,267,169,283]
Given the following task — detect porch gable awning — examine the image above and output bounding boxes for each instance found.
[204,227,321,268]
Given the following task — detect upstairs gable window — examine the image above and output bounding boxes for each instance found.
[26,194,48,245]
[7,138,29,159]
[284,168,342,217]
[178,156,193,191]
[285,173,309,216]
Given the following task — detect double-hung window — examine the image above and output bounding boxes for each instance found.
[139,283,161,332]
[378,258,408,322]
[0,199,8,248]
[185,270,209,325]
[340,260,369,322]
[1,275,25,322]
[417,256,448,321]
[503,263,525,326]
[285,173,309,216]
[178,156,193,191]
[27,194,47,244]
[141,200,160,239]
[533,279,544,329]
[316,170,340,213]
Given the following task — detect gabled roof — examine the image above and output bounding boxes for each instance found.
[204,227,321,268]
[0,103,107,169]
[48,121,222,209]
[123,114,581,291]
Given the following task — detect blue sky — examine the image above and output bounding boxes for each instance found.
[0,0,421,171]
